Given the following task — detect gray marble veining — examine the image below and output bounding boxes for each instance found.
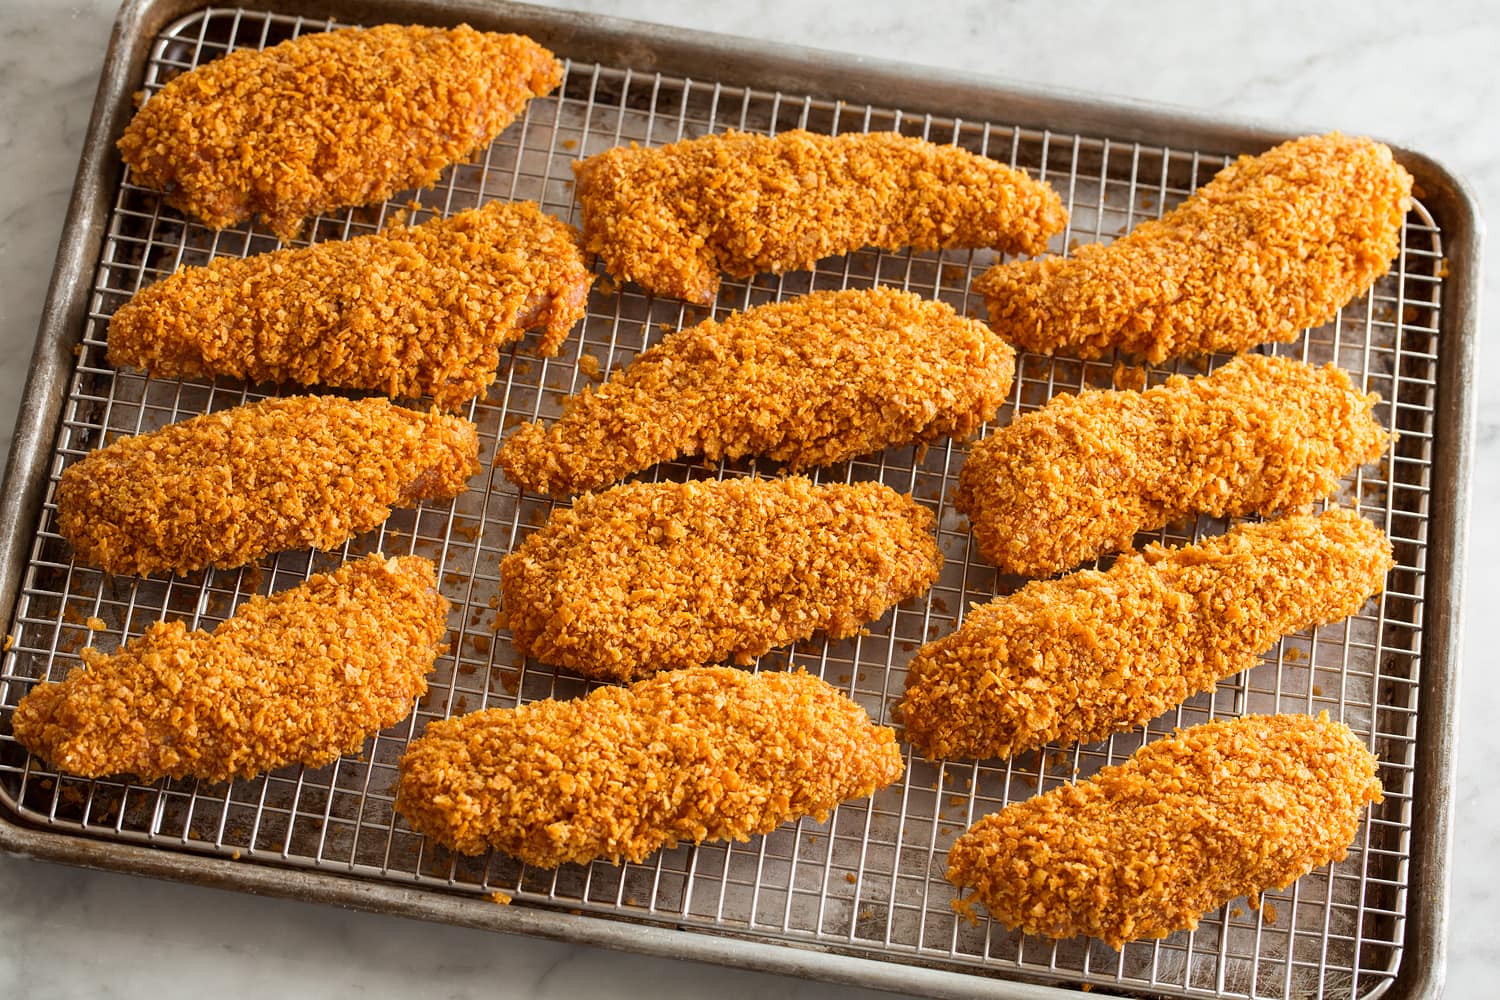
[0,1,1495,997]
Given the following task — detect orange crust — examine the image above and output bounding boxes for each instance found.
[954,354,1392,577]
[900,509,1393,761]
[118,25,561,239]
[946,712,1384,949]
[498,287,1015,496]
[500,477,942,681]
[394,667,905,864]
[108,202,592,409]
[974,134,1412,361]
[574,129,1067,303]
[57,396,479,576]
[12,554,448,782]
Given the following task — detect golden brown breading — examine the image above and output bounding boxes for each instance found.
[57,396,479,577]
[394,667,904,863]
[900,509,1392,761]
[119,25,561,239]
[498,287,1015,496]
[500,477,941,681]
[12,554,448,782]
[108,202,592,409]
[955,354,1391,577]
[974,133,1412,361]
[574,129,1067,304]
[946,712,1383,948]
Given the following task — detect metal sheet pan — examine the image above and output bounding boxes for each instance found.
[0,2,1479,997]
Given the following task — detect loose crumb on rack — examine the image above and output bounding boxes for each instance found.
[1111,361,1148,392]
[488,890,513,905]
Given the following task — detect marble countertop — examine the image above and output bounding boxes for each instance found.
[0,1,1494,997]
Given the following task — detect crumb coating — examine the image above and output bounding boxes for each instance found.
[57,395,479,576]
[900,509,1392,761]
[574,129,1067,304]
[500,478,942,681]
[118,25,561,239]
[946,712,1383,948]
[108,202,592,409]
[12,554,448,782]
[974,133,1412,361]
[955,354,1392,577]
[395,667,905,863]
[498,287,1015,496]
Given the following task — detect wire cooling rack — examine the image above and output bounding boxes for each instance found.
[0,6,1444,998]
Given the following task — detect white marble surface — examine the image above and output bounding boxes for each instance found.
[0,1,1495,997]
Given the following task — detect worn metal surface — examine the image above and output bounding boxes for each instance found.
[0,2,1478,997]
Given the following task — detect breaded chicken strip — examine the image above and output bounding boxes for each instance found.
[900,509,1392,761]
[57,396,478,576]
[946,713,1383,949]
[501,477,941,681]
[574,129,1067,303]
[108,202,592,409]
[955,354,1391,577]
[12,554,448,782]
[395,667,904,863]
[119,25,561,239]
[974,133,1412,361]
[498,287,1015,496]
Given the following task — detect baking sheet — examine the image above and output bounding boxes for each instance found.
[0,3,1473,998]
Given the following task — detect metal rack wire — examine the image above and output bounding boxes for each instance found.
[0,6,1444,998]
